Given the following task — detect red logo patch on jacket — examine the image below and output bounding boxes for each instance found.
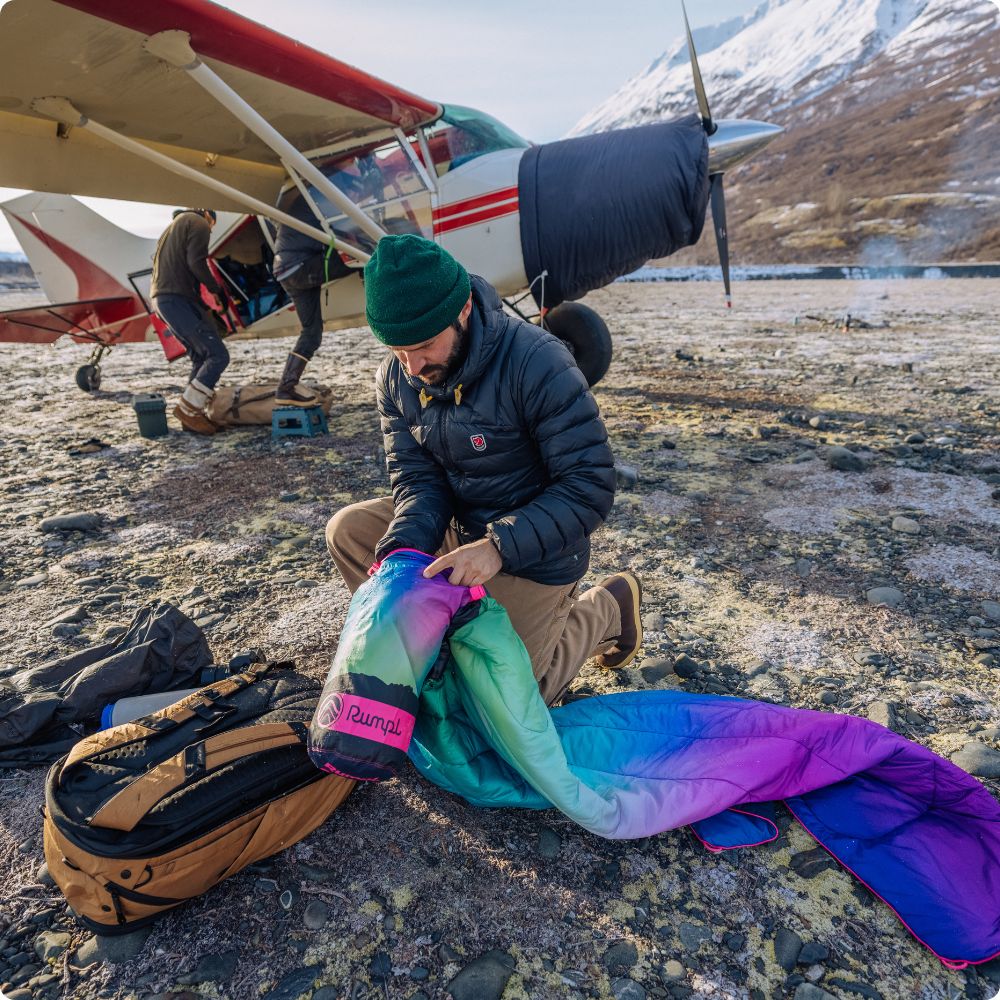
[470,434,487,452]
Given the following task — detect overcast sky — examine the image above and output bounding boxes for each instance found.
[0,0,758,253]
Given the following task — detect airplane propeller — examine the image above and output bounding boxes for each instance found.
[682,0,732,307]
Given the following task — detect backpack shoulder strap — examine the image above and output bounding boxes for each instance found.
[88,720,307,832]
[61,663,273,771]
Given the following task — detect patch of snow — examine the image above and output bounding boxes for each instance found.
[262,582,349,648]
[110,523,186,553]
[904,545,1000,595]
[641,490,692,519]
[741,619,849,673]
[759,464,1000,536]
[184,537,269,565]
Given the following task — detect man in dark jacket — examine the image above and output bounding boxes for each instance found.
[150,208,227,435]
[271,213,351,407]
[326,234,642,705]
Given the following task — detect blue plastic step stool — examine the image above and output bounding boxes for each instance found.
[271,405,328,438]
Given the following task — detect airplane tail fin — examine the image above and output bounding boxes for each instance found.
[0,192,157,304]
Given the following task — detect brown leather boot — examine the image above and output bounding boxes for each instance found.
[594,572,643,668]
[173,380,218,434]
[276,353,320,406]
[173,400,217,435]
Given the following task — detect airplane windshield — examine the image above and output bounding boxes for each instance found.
[277,135,435,254]
[424,105,530,175]
[274,107,529,255]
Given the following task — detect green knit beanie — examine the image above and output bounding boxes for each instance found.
[364,234,471,347]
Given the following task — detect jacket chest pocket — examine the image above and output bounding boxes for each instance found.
[450,422,534,469]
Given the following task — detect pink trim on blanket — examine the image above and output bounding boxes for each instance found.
[369,547,433,575]
[368,549,487,601]
[316,758,380,782]
[782,799,998,970]
[687,807,780,853]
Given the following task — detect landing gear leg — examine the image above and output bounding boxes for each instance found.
[75,344,111,393]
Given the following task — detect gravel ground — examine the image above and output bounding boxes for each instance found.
[0,277,998,1000]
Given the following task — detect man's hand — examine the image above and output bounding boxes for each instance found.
[423,538,502,587]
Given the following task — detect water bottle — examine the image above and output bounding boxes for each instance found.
[99,663,240,729]
[100,688,202,729]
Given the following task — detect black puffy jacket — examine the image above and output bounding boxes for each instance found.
[375,276,616,585]
[271,207,325,282]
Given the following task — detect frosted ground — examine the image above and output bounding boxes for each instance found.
[0,278,998,1000]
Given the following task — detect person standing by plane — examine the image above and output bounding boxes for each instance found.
[270,222,325,407]
[270,214,351,407]
[325,234,643,705]
[150,208,228,435]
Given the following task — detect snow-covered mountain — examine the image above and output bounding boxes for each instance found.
[571,0,1000,263]
[571,0,928,133]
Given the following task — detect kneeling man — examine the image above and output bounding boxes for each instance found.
[326,234,641,704]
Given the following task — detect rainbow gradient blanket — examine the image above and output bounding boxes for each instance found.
[310,551,1000,969]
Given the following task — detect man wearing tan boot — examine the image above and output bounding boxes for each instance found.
[150,208,228,435]
[325,234,642,705]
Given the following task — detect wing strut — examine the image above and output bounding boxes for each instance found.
[393,127,436,194]
[143,31,386,246]
[31,97,370,264]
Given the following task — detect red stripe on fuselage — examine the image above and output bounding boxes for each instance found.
[432,186,519,223]
[57,0,440,129]
[433,201,519,236]
[11,213,130,301]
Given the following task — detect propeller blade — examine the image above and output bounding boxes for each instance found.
[681,0,715,134]
[710,173,731,308]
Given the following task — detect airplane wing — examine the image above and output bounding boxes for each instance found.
[0,0,443,210]
[0,296,149,344]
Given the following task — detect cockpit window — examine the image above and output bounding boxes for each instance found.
[423,105,530,176]
[277,135,434,254]
[274,107,528,253]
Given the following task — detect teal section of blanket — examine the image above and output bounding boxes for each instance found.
[411,599,550,811]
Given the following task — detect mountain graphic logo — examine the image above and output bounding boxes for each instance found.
[316,692,344,730]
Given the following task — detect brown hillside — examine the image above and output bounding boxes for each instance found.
[667,8,1000,266]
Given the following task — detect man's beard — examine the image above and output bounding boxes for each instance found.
[417,318,467,386]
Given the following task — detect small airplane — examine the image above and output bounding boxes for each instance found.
[0,0,782,391]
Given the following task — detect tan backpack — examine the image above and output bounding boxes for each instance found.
[42,663,353,934]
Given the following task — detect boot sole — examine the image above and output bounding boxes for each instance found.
[598,573,643,669]
[172,405,217,435]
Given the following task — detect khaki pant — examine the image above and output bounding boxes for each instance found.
[325,497,620,705]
